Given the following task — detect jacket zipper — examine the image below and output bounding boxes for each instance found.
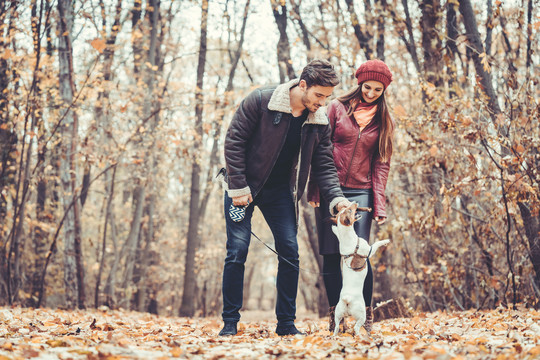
[293,124,304,226]
[343,128,362,186]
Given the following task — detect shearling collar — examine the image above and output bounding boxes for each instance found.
[267,78,329,126]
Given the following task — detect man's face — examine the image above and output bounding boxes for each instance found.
[299,81,334,113]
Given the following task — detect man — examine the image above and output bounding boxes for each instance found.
[219,60,351,336]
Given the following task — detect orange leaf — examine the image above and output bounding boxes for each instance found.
[527,346,540,356]
[90,38,107,54]
[171,347,183,357]
[461,116,472,127]
[429,145,439,157]
[393,105,407,119]
[46,339,67,347]
[1,49,12,60]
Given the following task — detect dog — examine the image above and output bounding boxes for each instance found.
[330,202,390,336]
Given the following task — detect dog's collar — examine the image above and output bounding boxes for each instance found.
[342,239,372,272]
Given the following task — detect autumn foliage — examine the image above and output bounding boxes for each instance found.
[0,0,538,317]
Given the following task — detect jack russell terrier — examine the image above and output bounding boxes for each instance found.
[330,202,390,336]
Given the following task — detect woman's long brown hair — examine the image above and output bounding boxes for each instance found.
[337,85,394,163]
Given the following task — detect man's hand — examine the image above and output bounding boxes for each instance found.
[374,216,386,225]
[232,194,253,206]
[335,199,353,212]
[308,201,319,208]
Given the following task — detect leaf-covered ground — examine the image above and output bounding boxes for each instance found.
[1,306,539,359]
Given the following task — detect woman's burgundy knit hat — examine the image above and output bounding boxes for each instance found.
[355,59,393,89]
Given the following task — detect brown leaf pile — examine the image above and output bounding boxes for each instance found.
[1,306,539,359]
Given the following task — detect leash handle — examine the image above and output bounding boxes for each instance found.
[229,199,250,222]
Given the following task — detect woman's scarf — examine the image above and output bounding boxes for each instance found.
[352,102,378,131]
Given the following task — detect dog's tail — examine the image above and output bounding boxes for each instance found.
[368,239,390,258]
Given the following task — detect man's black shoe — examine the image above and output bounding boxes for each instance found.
[275,324,305,336]
[219,322,237,336]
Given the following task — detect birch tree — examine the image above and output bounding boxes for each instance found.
[179,0,209,317]
[57,0,84,309]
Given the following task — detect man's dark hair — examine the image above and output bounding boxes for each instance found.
[299,59,340,88]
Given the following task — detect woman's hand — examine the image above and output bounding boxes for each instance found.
[308,201,320,208]
[374,216,386,225]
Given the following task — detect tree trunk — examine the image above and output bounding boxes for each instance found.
[121,183,146,306]
[420,0,443,88]
[485,0,493,55]
[122,0,160,310]
[525,0,533,72]
[57,0,83,309]
[446,1,459,97]
[375,0,386,60]
[242,264,256,309]
[458,0,501,120]
[7,0,49,305]
[179,0,208,317]
[32,142,49,306]
[103,189,120,308]
[0,1,18,305]
[96,166,117,307]
[343,0,373,60]
[271,1,296,82]
[518,203,540,293]
[31,0,51,305]
[299,270,315,312]
[33,1,56,306]
[290,0,312,59]
[74,191,85,308]
[135,195,154,312]
[300,197,328,317]
[93,0,123,308]
[388,0,421,74]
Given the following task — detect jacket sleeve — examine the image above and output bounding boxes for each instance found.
[223,89,261,197]
[307,101,337,205]
[372,151,391,218]
[310,112,346,215]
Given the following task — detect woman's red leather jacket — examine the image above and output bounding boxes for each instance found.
[308,99,391,218]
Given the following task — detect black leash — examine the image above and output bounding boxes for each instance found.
[243,206,372,276]
[250,230,365,276]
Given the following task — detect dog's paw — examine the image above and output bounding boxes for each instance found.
[379,239,390,246]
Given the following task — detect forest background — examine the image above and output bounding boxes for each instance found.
[0,0,538,319]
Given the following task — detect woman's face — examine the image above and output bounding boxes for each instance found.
[361,80,384,103]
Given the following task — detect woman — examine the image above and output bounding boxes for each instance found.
[308,59,394,334]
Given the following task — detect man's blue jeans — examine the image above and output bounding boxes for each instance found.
[222,184,299,326]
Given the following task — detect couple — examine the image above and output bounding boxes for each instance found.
[218,59,394,336]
